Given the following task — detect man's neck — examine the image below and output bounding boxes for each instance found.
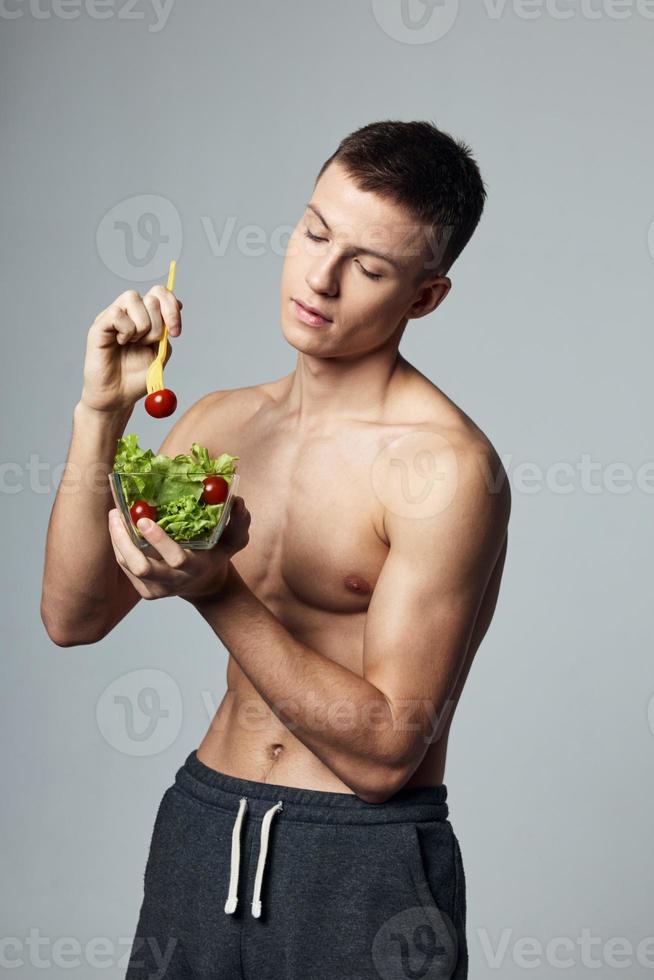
[284,343,409,431]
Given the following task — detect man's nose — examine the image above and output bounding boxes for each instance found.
[306,259,339,297]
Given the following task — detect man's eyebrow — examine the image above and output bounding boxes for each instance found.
[305,202,403,270]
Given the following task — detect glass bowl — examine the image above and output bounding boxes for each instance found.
[108,470,239,553]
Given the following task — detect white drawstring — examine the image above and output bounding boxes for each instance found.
[224,797,248,914]
[251,801,283,919]
[224,797,284,919]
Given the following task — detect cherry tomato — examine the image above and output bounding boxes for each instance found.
[145,388,177,418]
[129,499,158,526]
[201,475,229,505]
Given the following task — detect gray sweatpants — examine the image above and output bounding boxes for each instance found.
[125,749,468,979]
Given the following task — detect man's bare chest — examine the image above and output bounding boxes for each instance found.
[214,413,393,616]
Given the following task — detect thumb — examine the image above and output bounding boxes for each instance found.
[218,497,251,554]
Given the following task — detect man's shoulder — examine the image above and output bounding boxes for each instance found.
[390,365,511,520]
[187,377,284,420]
[155,380,283,457]
[426,406,510,522]
[401,360,497,444]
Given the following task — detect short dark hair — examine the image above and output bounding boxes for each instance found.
[315,119,487,281]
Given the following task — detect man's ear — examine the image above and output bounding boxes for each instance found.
[408,275,452,320]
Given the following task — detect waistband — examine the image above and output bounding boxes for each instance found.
[175,749,449,826]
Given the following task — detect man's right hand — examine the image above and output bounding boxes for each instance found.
[79,285,183,414]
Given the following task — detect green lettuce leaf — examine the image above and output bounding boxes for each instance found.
[113,434,239,541]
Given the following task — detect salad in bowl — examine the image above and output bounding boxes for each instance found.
[109,434,239,551]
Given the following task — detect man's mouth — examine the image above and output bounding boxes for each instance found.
[292,299,332,327]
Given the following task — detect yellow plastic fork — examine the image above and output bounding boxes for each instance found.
[145,259,177,394]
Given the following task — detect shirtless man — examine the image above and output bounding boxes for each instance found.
[41,120,510,979]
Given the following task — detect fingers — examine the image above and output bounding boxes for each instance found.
[108,509,157,580]
[219,497,251,555]
[92,286,183,348]
[92,291,149,347]
[119,290,152,343]
[144,284,183,337]
[131,516,189,568]
[91,303,138,347]
[140,293,164,344]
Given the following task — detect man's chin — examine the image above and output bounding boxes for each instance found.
[281,319,331,353]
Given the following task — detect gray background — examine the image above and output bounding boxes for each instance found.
[2,1,653,976]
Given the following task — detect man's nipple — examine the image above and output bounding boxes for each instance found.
[343,574,372,595]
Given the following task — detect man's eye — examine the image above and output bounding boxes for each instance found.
[304,228,382,281]
[355,261,382,281]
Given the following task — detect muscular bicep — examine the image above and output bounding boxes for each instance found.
[362,439,510,769]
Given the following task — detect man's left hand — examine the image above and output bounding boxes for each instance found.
[107,496,251,601]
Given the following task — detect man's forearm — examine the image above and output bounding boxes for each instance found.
[188,564,404,802]
[41,400,134,644]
